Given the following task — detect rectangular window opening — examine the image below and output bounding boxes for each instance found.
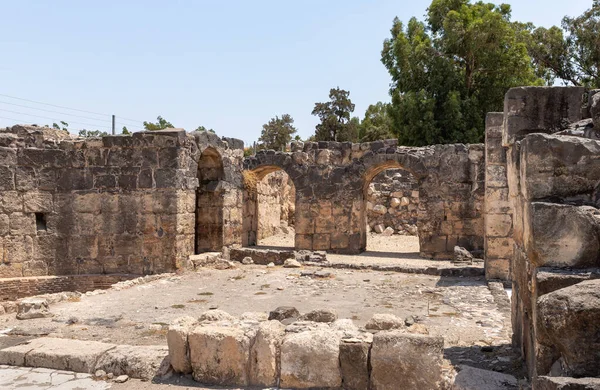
[35,213,47,231]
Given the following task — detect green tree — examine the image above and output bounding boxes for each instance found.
[359,102,394,142]
[122,126,131,135]
[526,1,600,87]
[52,121,69,131]
[143,116,174,131]
[312,87,359,142]
[258,114,297,151]
[382,0,541,146]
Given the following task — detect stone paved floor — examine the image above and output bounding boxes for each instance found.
[0,365,110,389]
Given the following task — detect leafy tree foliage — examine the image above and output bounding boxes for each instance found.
[52,121,69,131]
[382,0,541,146]
[526,1,600,87]
[143,116,174,131]
[122,126,131,135]
[312,87,359,142]
[258,114,297,151]
[359,102,394,142]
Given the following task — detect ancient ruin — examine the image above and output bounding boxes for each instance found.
[0,86,598,389]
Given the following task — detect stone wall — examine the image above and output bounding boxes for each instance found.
[484,113,513,280]
[256,170,295,240]
[0,126,244,279]
[0,274,136,301]
[501,86,600,382]
[366,168,419,236]
[244,140,484,259]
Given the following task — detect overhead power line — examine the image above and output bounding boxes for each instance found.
[0,100,114,122]
[0,93,144,124]
[0,108,111,129]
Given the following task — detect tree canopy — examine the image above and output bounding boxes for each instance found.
[526,0,600,87]
[381,0,542,146]
[359,102,394,142]
[312,87,359,142]
[258,114,297,151]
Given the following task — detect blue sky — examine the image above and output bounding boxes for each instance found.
[0,0,592,145]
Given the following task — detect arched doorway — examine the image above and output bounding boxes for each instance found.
[362,162,420,256]
[195,147,224,253]
[242,166,297,250]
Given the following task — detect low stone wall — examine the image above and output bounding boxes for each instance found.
[167,310,444,390]
[367,168,419,235]
[0,274,138,301]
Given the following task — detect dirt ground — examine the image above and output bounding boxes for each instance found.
[0,234,522,381]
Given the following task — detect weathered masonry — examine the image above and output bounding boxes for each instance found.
[244,141,485,259]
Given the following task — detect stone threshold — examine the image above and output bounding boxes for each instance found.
[0,337,169,381]
[312,261,485,277]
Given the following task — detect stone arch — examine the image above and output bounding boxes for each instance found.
[354,151,427,254]
[243,163,299,248]
[195,147,225,253]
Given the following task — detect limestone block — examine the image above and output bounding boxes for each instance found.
[370,332,444,390]
[312,233,330,250]
[486,237,514,259]
[94,344,170,380]
[167,325,192,374]
[280,328,342,389]
[533,376,600,390]
[536,279,600,377]
[9,212,35,235]
[452,365,518,390]
[249,320,285,387]
[485,213,513,237]
[486,165,508,188]
[339,339,370,390]
[198,309,235,323]
[21,337,115,373]
[268,306,299,322]
[365,313,404,331]
[373,205,387,215]
[16,298,53,320]
[529,203,600,268]
[188,325,254,386]
[23,192,54,213]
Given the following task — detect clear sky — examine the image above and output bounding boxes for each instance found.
[0,0,592,145]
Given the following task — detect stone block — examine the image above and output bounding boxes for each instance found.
[249,320,285,387]
[23,192,53,213]
[339,340,370,390]
[452,365,518,390]
[486,237,514,259]
[94,344,170,380]
[533,376,600,390]
[485,258,510,281]
[0,167,15,190]
[16,298,52,320]
[312,233,330,251]
[486,165,507,188]
[485,213,513,237]
[167,325,192,374]
[188,325,254,387]
[370,331,444,390]
[536,279,600,377]
[503,86,585,146]
[280,328,342,389]
[9,212,35,235]
[18,337,114,373]
[529,203,600,268]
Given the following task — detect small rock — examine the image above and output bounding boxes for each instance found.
[67,316,79,325]
[199,309,235,322]
[374,224,385,234]
[382,227,394,236]
[268,306,299,322]
[114,375,129,383]
[373,205,387,215]
[241,257,254,265]
[400,197,410,206]
[94,370,106,378]
[453,246,473,263]
[266,262,275,268]
[107,373,114,379]
[390,198,401,208]
[283,259,302,268]
[300,309,338,323]
[404,316,415,326]
[315,270,333,278]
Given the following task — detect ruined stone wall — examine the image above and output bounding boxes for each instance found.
[502,86,600,381]
[256,170,295,240]
[366,168,419,236]
[244,140,484,259]
[0,126,244,279]
[484,113,513,280]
